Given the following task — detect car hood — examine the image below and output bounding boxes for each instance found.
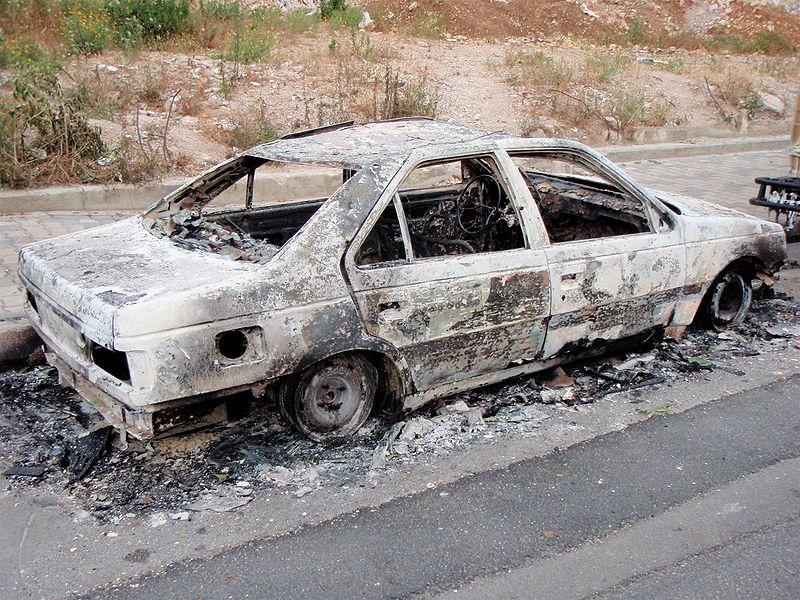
[654,191,764,220]
[19,217,260,343]
[653,190,786,269]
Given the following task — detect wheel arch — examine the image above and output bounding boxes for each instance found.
[692,254,762,327]
[718,255,768,279]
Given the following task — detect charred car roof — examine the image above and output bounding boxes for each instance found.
[244,118,506,168]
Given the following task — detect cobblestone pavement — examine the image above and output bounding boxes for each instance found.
[620,149,789,213]
[0,150,791,322]
[0,211,131,321]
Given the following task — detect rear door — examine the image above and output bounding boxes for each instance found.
[343,151,551,391]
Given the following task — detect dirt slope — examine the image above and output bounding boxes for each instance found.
[366,0,800,45]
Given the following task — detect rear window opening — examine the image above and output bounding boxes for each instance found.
[90,342,131,382]
[144,157,346,263]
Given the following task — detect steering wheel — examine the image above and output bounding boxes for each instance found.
[455,174,502,235]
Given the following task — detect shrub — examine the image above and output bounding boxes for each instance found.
[319,0,346,19]
[623,15,647,45]
[61,5,112,55]
[325,4,361,30]
[135,65,167,106]
[210,102,281,151]
[583,52,628,81]
[411,11,446,39]
[213,27,277,63]
[105,0,190,41]
[706,30,795,55]
[283,9,320,33]
[0,37,56,70]
[610,88,669,135]
[382,69,438,119]
[502,50,573,89]
[705,67,763,119]
[198,0,243,20]
[113,14,145,49]
[0,63,106,187]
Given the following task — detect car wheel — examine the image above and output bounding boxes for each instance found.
[279,354,377,442]
[703,269,753,330]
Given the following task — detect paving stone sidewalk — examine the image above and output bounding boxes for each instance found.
[0,149,792,322]
[0,211,131,321]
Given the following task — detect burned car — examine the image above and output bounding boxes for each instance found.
[19,119,786,441]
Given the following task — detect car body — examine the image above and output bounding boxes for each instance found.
[19,119,786,440]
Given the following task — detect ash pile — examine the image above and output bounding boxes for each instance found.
[2,293,799,521]
[148,209,278,263]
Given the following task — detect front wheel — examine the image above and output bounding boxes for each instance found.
[702,270,753,330]
[278,354,377,442]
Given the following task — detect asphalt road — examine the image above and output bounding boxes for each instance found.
[92,374,800,599]
[594,516,800,600]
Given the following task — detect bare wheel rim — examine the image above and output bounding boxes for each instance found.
[710,272,751,327]
[299,369,362,433]
[717,278,745,321]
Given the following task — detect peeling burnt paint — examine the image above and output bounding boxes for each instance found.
[17,119,788,440]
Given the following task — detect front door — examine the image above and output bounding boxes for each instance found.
[502,148,686,359]
[542,230,685,358]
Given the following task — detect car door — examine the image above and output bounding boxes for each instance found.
[343,151,552,392]
[543,229,685,358]
[503,148,686,359]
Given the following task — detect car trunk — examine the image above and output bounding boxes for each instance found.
[19,216,258,346]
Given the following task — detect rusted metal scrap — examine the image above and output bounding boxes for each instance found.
[18,118,787,443]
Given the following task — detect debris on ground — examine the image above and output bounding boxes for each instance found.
[1,292,799,521]
[4,463,46,478]
[67,426,112,482]
[186,487,253,513]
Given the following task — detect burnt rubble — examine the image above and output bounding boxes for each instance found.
[148,209,279,263]
[2,292,800,521]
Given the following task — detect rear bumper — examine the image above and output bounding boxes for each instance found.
[45,350,155,439]
[24,292,168,439]
[45,350,229,440]
[23,299,157,438]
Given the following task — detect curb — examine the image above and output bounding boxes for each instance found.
[0,169,342,216]
[0,136,790,216]
[599,135,790,162]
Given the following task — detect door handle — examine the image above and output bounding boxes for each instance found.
[378,301,401,312]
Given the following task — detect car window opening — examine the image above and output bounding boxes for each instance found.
[356,155,525,266]
[509,153,651,244]
[144,156,341,263]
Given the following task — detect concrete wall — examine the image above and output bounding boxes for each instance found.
[0,136,790,215]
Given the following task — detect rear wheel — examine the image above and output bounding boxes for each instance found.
[702,269,753,330]
[278,354,377,442]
